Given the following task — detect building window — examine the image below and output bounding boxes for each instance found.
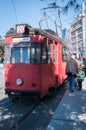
[71,23,77,30]
[78,19,82,26]
[72,37,76,42]
[78,40,83,45]
[77,27,82,33]
[78,34,82,39]
[71,31,75,36]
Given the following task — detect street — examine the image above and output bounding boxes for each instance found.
[0,65,66,130]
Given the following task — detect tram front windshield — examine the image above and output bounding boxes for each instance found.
[12,43,30,64]
[5,43,41,64]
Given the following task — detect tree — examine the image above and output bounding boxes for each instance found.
[41,0,85,12]
[63,0,83,12]
[0,36,4,61]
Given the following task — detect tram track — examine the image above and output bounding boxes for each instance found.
[11,100,40,130]
[11,87,67,130]
[0,95,42,130]
[11,86,67,129]
[1,86,62,130]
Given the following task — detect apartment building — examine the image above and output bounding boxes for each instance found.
[70,2,86,58]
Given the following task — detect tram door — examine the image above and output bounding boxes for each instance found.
[57,43,63,85]
[51,42,58,87]
[40,39,53,97]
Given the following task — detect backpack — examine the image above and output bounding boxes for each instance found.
[77,70,85,81]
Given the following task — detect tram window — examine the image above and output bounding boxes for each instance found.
[11,43,30,64]
[47,42,50,63]
[41,40,48,64]
[22,47,30,63]
[12,48,21,63]
[62,46,70,61]
[52,43,56,63]
[31,43,41,64]
[5,44,11,64]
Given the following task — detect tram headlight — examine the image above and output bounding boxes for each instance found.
[16,78,23,86]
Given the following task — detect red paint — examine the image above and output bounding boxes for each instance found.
[4,24,68,99]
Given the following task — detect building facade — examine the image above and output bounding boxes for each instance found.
[70,2,86,58]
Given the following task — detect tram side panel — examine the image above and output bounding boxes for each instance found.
[5,64,41,96]
[57,42,63,85]
[40,64,53,97]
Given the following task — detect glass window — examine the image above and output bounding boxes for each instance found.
[12,47,21,63]
[71,23,77,30]
[78,40,83,45]
[41,40,48,64]
[78,19,82,26]
[5,44,11,64]
[52,43,56,62]
[31,43,41,64]
[71,31,75,36]
[47,41,50,63]
[72,37,76,42]
[12,43,30,64]
[62,46,70,61]
[22,47,30,63]
[77,27,82,33]
[78,34,82,39]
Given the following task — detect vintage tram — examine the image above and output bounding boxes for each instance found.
[4,24,70,100]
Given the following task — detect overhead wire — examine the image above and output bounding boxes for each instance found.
[40,0,63,35]
[11,0,18,23]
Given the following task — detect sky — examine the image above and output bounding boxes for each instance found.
[0,0,85,38]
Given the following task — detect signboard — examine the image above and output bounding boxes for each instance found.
[12,37,30,43]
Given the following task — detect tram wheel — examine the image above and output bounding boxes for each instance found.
[8,93,17,102]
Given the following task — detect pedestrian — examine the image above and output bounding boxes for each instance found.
[77,67,85,91]
[82,58,86,77]
[75,56,83,87]
[75,56,83,69]
[65,54,78,92]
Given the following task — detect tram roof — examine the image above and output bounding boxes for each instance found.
[5,24,69,49]
[30,28,69,49]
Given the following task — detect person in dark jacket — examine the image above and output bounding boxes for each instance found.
[65,54,78,92]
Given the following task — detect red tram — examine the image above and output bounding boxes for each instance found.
[4,24,70,100]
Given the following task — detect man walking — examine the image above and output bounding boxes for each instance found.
[65,54,78,92]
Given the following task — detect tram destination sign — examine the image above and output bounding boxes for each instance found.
[17,25,25,33]
[12,37,30,43]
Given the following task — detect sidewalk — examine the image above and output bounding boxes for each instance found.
[46,78,86,130]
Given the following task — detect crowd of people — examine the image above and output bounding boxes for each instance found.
[65,54,86,92]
